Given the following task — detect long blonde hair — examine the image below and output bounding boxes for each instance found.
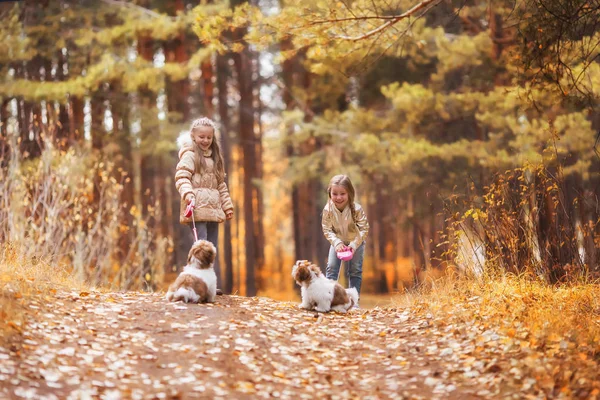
[327,174,357,222]
[190,117,225,183]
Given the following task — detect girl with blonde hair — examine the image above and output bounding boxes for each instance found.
[175,117,233,294]
[321,175,369,307]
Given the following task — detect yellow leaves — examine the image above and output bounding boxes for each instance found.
[231,43,246,53]
[129,205,140,218]
[235,381,256,393]
[6,321,22,332]
[463,208,486,221]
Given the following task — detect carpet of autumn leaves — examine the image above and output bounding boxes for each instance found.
[1,273,599,399]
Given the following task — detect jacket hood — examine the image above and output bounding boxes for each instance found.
[177,131,193,150]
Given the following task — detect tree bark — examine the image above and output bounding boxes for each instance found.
[55,50,70,145]
[252,50,266,288]
[231,22,258,296]
[163,0,191,272]
[0,99,8,164]
[138,31,159,289]
[109,81,134,282]
[90,90,105,151]
[201,59,215,117]
[217,52,235,294]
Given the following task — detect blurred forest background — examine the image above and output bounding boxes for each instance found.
[1,0,599,298]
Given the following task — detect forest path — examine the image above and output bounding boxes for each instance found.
[0,291,590,399]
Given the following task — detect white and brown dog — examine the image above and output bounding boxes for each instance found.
[291,260,358,313]
[166,240,217,304]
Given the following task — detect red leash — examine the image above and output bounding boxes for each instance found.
[185,198,198,242]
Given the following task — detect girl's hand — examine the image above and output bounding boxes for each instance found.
[225,210,233,220]
[335,243,346,252]
[187,194,195,204]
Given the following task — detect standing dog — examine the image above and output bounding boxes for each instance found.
[166,240,217,303]
[291,260,358,313]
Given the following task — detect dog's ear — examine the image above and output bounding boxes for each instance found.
[187,248,194,265]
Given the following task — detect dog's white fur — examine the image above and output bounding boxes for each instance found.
[166,240,217,304]
[291,260,358,313]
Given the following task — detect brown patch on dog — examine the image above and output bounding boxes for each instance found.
[293,260,315,285]
[295,264,312,284]
[167,274,209,303]
[330,282,350,307]
[187,240,216,268]
[308,263,322,276]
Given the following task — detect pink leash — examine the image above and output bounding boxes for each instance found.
[185,198,198,242]
[336,247,353,286]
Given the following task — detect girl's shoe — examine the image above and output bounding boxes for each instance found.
[216,289,223,295]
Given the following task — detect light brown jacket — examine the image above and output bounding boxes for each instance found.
[175,135,233,224]
[321,201,369,250]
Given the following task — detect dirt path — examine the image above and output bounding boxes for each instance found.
[1,291,594,399]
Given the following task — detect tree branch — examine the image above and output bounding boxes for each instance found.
[336,0,443,41]
[307,15,402,25]
[99,0,177,20]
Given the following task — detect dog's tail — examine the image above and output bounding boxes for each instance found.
[345,287,359,308]
[166,287,199,303]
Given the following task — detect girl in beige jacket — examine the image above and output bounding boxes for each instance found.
[321,175,369,305]
[175,118,234,292]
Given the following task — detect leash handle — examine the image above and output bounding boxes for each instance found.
[186,197,198,242]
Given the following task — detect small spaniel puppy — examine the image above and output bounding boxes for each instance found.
[166,240,217,303]
[291,260,358,313]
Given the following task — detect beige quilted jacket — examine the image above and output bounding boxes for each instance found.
[175,135,233,224]
[321,200,369,250]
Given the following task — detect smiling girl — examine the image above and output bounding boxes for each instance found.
[321,175,369,306]
[175,117,233,294]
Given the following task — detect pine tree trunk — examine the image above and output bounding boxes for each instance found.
[109,81,134,281]
[253,51,266,288]
[138,31,159,289]
[281,38,303,264]
[232,24,258,296]
[0,99,8,164]
[15,64,33,158]
[201,59,215,117]
[68,45,85,144]
[217,52,235,294]
[56,50,69,145]
[90,90,104,151]
[162,4,192,271]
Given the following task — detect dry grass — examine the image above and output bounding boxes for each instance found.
[0,145,170,292]
[0,242,85,345]
[395,271,600,348]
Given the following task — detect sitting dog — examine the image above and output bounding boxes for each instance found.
[291,260,358,313]
[166,240,217,303]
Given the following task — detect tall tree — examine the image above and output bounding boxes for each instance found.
[230,0,261,296]
[216,52,235,294]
